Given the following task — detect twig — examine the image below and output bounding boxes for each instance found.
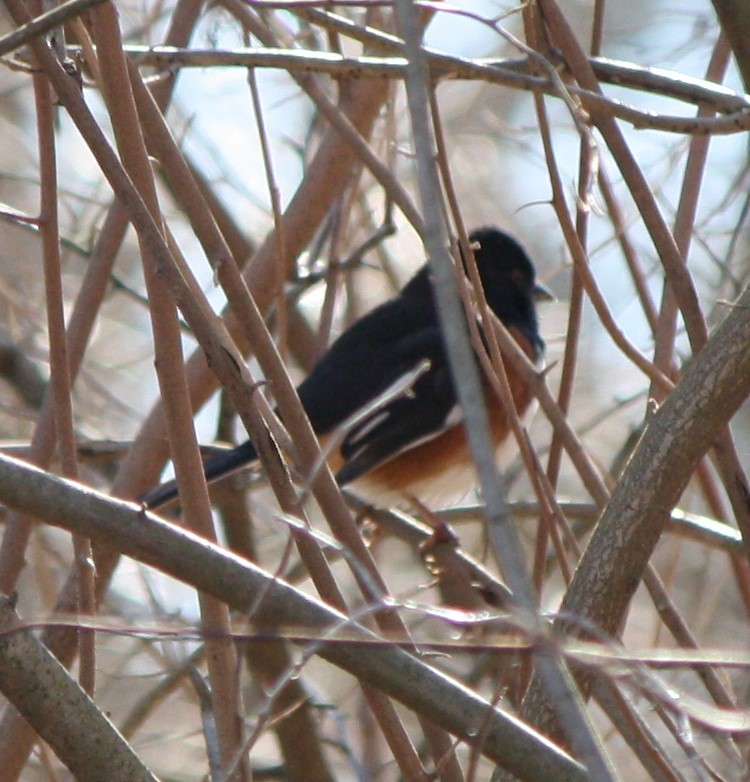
[0,0,108,56]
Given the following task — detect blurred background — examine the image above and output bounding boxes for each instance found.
[0,0,749,778]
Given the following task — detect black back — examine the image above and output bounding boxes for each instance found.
[298,227,544,435]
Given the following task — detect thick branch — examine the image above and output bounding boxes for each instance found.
[0,453,589,782]
[521,283,750,730]
[712,0,750,88]
[0,598,158,782]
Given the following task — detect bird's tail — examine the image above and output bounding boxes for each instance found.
[140,439,258,510]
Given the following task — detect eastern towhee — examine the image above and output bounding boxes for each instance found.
[141,227,551,510]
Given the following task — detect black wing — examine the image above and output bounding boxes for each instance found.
[296,289,438,433]
[334,334,458,484]
[295,287,461,485]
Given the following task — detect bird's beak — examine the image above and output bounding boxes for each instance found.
[533,281,555,302]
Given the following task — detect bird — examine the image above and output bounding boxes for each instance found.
[141,227,552,510]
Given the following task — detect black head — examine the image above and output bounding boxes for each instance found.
[398,227,551,351]
[468,226,551,350]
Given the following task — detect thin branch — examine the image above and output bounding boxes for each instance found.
[107,44,750,135]
[0,0,108,56]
